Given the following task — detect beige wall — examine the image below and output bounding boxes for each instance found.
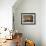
[13,0,41,46]
[41,0,46,46]
[13,0,46,46]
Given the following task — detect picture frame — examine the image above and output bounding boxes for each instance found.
[21,13,36,25]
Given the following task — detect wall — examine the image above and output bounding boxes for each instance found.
[41,0,46,46]
[13,0,41,46]
[0,0,16,38]
[0,0,16,30]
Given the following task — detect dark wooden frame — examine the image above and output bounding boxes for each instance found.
[21,13,36,25]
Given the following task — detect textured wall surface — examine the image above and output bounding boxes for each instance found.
[13,0,41,46]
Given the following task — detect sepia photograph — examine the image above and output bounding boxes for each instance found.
[21,13,36,25]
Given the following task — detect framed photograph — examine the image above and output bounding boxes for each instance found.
[21,13,36,25]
